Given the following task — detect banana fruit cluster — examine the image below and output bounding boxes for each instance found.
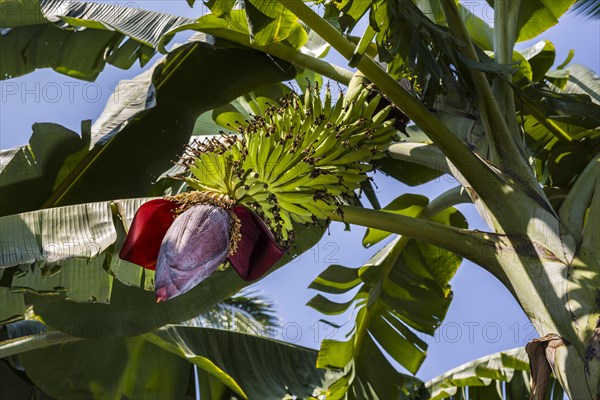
[182,80,398,246]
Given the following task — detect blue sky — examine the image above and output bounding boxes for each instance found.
[0,1,598,383]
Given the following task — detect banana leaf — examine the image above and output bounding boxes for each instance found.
[0,34,295,216]
[2,296,336,400]
[0,0,194,80]
[424,347,563,400]
[309,193,467,399]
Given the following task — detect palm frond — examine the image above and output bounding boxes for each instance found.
[570,0,600,19]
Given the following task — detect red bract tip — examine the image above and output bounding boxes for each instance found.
[228,206,286,281]
[119,199,179,270]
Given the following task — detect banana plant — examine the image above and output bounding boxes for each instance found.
[259,1,597,398]
[0,0,599,399]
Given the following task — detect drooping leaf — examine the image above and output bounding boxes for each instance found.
[0,122,86,216]
[19,335,194,399]
[570,0,600,18]
[0,359,53,400]
[145,325,338,399]
[424,347,562,400]
[515,0,576,41]
[0,35,296,216]
[412,0,494,50]
[244,0,305,48]
[203,0,236,17]
[561,64,600,105]
[333,0,372,33]
[5,291,309,399]
[0,0,194,80]
[0,24,142,81]
[308,264,363,295]
[375,156,446,187]
[311,197,467,398]
[519,40,556,82]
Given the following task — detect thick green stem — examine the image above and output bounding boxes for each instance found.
[422,186,472,218]
[174,25,354,85]
[439,0,533,183]
[493,0,521,140]
[331,205,511,284]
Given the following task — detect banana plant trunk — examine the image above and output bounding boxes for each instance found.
[504,254,600,399]
[482,163,600,399]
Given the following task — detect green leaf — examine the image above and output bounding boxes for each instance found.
[363,194,429,247]
[413,1,494,50]
[0,285,25,324]
[375,156,445,187]
[308,264,362,295]
[349,24,376,68]
[317,337,355,370]
[204,0,236,17]
[511,0,576,42]
[0,0,47,27]
[520,84,600,129]
[369,307,428,373]
[0,0,195,80]
[19,336,193,399]
[307,292,366,316]
[196,367,233,400]
[0,122,86,216]
[511,51,533,83]
[546,68,571,89]
[0,25,131,81]
[327,0,372,33]
[1,36,295,215]
[425,347,562,400]
[244,0,305,47]
[0,359,52,399]
[2,293,312,398]
[38,0,192,47]
[519,40,556,82]
[457,4,494,51]
[312,200,467,397]
[145,325,336,399]
[562,64,600,105]
[556,49,575,70]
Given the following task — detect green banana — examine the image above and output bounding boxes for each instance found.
[182,74,402,247]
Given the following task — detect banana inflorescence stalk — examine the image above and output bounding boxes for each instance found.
[181,77,400,247]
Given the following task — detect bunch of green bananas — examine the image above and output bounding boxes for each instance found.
[183,77,398,246]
